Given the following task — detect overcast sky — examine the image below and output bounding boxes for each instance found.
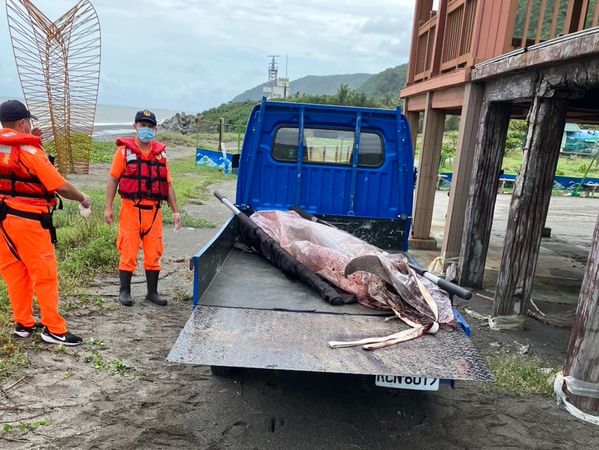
[0,0,414,112]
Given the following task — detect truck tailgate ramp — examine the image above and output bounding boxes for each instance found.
[168,305,492,381]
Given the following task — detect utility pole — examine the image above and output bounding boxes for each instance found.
[562,210,599,414]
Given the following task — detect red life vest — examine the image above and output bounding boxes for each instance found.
[116,138,169,202]
[0,129,57,207]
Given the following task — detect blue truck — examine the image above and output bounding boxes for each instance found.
[167,100,492,391]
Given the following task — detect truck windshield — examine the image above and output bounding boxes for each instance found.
[272,127,384,167]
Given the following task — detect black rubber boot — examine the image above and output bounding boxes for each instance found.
[145,270,167,306]
[119,270,133,306]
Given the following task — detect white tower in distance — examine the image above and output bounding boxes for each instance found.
[263,55,290,99]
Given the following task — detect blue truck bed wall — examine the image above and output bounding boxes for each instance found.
[236,99,414,250]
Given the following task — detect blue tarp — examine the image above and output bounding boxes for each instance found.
[438,172,599,190]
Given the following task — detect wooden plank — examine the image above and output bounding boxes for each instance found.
[564,0,577,34]
[400,68,470,98]
[578,0,590,30]
[412,92,445,240]
[469,0,487,61]
[594,0,599,26]
[563,0,588,34]
[473,29,599,81]
[431,84,466,108]
[563,210,599,413]
[457,100,512,288]
[493,96,567,318]
[405,111,420,155]
[536,0,548,43]
[483,72,536,101]
[442,82,484,260]
[550,0,561,39]
[521,0,535,48]
[407,0,428,84]
[431,0,449,75]
[405,93,428,111]
[502,0,520,53]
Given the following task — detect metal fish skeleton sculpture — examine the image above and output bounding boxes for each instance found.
[249,210,457,350]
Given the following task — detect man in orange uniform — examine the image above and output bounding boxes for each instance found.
[104,110,181,306]
[0,100,91,346]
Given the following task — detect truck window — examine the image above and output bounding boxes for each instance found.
[272,127,384,167]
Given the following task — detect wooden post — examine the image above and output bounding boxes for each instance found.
[412,93,445,242]
[442,83,484,262]
[457,100,511,288]
[405,110,420,155]
[430,0,448,77]
[493,96,567,319]
[218,117,224,151]
[407,0,434,85]
[563,210,599,414]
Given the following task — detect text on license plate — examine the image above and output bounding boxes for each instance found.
[375,375,440,391]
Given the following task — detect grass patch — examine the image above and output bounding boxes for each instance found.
[3,418,51,433]
[54,189,119,294]
[160,160,230,228]
[0,282,31,378]
[91,140,115,163]
[486,355,557,397]
[84,349,133,377]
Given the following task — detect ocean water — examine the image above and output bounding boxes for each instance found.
[0,96,188,138]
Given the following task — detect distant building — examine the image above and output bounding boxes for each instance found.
[262,55,290,99]
[263,77,290,99]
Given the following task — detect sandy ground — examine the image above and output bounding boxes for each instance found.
[1,158,599,448]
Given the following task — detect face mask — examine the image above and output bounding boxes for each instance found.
[137,127,155,143]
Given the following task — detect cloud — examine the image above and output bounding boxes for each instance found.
[0,0,414,111]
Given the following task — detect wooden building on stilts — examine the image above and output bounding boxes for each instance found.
[401,0,599,418]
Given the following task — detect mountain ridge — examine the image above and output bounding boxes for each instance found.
[231,63,408,102]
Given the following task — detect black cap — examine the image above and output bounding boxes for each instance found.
[0,100,38,123]
[134,109,157,126]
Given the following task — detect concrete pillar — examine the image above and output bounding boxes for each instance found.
[441,83,484,263]
[411,93,445,245]
[457,101,512,288]
[493,96,567,321]
[405,111,420,155]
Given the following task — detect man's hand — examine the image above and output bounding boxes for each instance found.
[80,194,92,209]
[173,212,182,231]
[31,127,43,140]
[104,207,114,225]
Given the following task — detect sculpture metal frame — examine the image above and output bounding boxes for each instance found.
[6,0,101,174]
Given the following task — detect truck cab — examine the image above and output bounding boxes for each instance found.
[236,100,414,249]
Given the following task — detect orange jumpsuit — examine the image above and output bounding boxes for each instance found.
[109,142,172,272]
[0,128,68,334]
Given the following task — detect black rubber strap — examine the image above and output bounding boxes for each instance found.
[137,202,161,239]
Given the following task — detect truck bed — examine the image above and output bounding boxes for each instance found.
[167,216,493,382]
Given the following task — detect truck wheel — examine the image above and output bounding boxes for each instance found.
[210,365,234,376]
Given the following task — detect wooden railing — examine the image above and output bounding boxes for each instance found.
[408,0,599,86]
[414,14,438,82]
[441,0,477,72]
[511,0,599,49]
[412,0,478,82]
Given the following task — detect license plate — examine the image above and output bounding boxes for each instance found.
[375,375,440,391]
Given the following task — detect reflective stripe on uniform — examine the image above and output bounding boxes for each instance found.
[21,145,38,155]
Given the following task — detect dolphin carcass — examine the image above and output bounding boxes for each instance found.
[248,210,456,350]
